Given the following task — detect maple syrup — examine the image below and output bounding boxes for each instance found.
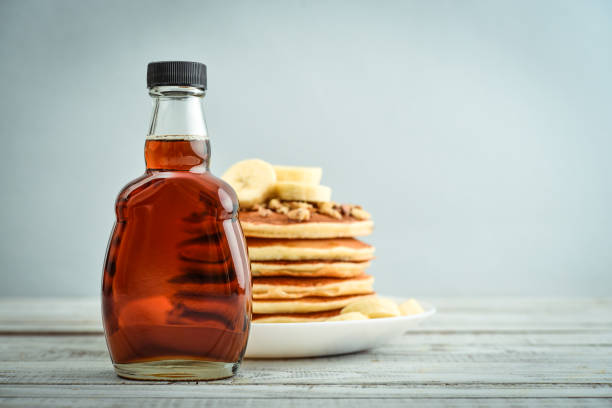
[102,62,251,380]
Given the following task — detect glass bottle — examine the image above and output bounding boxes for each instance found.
[102,61,251,380]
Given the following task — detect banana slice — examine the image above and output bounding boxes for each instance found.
[222,159,276,208]
[274,182,332,202]
[327,312,368,321]
[341,297,401,319]
[399,299,425,316]
[274,165,323,185]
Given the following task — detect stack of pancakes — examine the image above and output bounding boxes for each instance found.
[240,204,377,323]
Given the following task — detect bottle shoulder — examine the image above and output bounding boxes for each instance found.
[115,171,239,214]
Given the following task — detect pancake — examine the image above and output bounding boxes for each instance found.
[253,293,376,314]
[253,274,374,299]
[251,260,371,278]
[253,309,342,323]
[240,210,373,239]
[247,238,375,261]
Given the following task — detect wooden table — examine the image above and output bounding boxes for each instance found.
[0,297,611,407]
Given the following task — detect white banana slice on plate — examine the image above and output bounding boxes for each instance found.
[274,182,332,202]
[222,159,276,208]
[399,299,425,316]
[274,165,323,185]
[340,297,401,319]
[327,312,368,321]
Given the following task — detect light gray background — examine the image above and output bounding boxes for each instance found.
[1,0,611,296]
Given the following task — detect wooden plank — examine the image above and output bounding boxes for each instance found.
[0,298,101,333]
[1,298,611,333]
[0,397,610,408]
[1,359,610,385]
[2,334,612,362]
[1,384,612,399]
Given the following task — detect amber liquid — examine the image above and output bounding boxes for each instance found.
[102,139,251,366]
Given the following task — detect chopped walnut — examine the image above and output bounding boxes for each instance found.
[257,207,273,217]
[317,201,342,220]
[350,207,371,220]
[276,205,289,215]
[244,195,370,222]
[316,202,331,211]
[287,201,313,209]
[340,204,352,216]
[287,207,311,222]
[268,198,282,210]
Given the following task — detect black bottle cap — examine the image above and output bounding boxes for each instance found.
[147,61,207,90]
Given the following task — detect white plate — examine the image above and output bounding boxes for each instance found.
[244,299,435,358]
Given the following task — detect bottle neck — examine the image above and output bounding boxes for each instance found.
[145,86,210,173]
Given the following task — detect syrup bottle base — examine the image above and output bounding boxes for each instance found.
[113,359,239,381]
